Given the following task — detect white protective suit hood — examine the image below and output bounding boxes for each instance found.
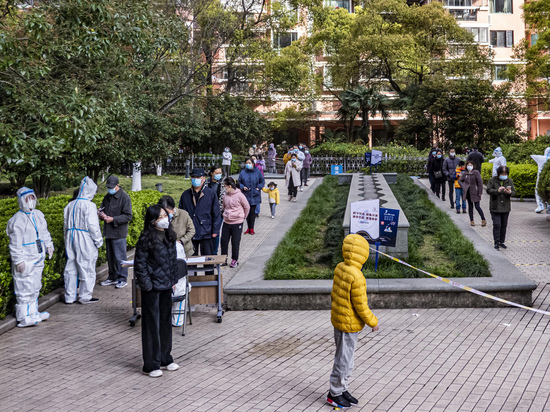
[77,177,97,201]
[17,187,36,213]
[545,147,550,158]
[493,147,503,158]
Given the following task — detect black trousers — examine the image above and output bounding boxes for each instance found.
[288,176,298,197]
[434,180,445,199]
[447,181,455,205]
[246,206,256,230]
[141,289,173,373]
[221,222,243,261]
[428,173,435,192]
[106,238,128,282]
[192,238,214,275]
[490,212,510,245]
[466,191,486,221]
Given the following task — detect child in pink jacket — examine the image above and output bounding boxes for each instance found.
[221,177,250,268]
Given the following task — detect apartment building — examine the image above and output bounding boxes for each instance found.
[213,0,545,146]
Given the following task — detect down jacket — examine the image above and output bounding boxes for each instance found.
[134,233,179,292]
[331,234,378,333]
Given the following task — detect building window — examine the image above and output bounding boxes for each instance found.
[324,66,333,88]
[325,0,351,12]
[448,9,477,21]
[531,33,538,47]
[465,27,489,43]
[273,32,298,48]
[443,0,473,6]
[490,0,512,13]
[490,30,513,48]
[494,65,507,81]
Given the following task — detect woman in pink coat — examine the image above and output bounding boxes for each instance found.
[221,177,250,268]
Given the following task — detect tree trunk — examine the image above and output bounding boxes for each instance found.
[32,175,52,199]
[132,162,142,192]
[9,171,29,192]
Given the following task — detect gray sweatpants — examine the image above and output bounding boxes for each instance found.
[329,327,359,396]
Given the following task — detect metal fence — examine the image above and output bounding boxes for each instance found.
[155,154,431,176]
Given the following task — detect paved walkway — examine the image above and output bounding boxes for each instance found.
[2,177,550,411]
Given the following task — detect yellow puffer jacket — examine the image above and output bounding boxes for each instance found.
[331,234,378,333]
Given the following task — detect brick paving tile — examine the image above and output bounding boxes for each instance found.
[2,177,550,411]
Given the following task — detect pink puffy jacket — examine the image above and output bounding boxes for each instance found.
[222,188,251,224]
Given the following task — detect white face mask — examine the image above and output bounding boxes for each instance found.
[467,165,474,171]
[156,217,169,229]
[27,199,36,210]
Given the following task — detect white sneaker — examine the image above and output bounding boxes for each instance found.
[116,281,128,289]
[100,279,117,286]
[300,187,303,192]
[143,370,163,378]
[162,363,179,371]
[536,205,543,213]
[271,215,275,219]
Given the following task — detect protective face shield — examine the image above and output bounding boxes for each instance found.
[156,217,170,229]
[17,187,37,213]
[493,147,503,157]
[191,178,202,187]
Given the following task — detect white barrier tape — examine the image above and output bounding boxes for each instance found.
[370,247,550,316]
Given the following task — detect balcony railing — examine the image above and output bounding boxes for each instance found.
[448,8,477,21]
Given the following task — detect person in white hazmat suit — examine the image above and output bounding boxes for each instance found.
[532,147,550,213]
[63,177,104,304]
[6,187,54,328]
[489,147,507,177]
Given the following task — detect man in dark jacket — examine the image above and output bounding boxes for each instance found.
[99,175,133,288]
[442,148,461,209]
[467,146,485,172]
[179,168,221,274]
[426,146,438,193]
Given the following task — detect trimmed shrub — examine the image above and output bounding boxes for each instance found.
[501,135,550,165]
[481,163,537,198]
[0,190,163,319]
[362,158,428,176]
[311,142,427,157]
[537,161,550,204]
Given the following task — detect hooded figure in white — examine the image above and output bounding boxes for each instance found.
[6,187,54,327]
[489,147,507,177]
[63,177,103,303]
[531,147,550,213]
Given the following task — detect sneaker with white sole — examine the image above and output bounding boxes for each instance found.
[230,260,238,268]
[162,363,179,371]
[142,370,163,378]
[300,187,303,192]
[116,281,128,289]
[100,279,117,286]
[79,298,100,304]
[271,215,274,219]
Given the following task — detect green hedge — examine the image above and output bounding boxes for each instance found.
[310,142,427,157]
[480,163,537,198]
[0,190,163,319]
[537,161,550,204]
[362,159,428,176]
[501,135,550,165]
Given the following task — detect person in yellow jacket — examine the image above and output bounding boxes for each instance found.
[283,147,293,165]
[262,182,280,219]
[454,160,467,214]
[327,234,379,409]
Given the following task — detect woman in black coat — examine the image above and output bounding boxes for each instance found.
[430,148,446,200]
[134,204,180,378]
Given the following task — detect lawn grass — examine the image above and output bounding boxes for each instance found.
[0,175,190,202]
[264,175,349,280]
[264,173,490,280]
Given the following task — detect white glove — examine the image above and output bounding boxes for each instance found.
[47,247,54,260]
[16,262,25,273]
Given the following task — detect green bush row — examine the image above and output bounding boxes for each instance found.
[310,142,427,157]
[480,163,537,198]
[538,162,550,204]
[0,190,163,319]
[362,159,428,176]
[500,135,550,165]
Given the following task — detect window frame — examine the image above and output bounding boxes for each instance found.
[272,32,298,49]
[490,0,512,13]
[490,30,514,48]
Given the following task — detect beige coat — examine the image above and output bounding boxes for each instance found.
[171,207,195,257]
[285,159,302,187]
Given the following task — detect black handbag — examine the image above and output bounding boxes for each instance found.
[434,170,443,179]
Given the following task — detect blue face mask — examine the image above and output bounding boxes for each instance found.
[436,154,442,159]
[294,149,298,154]
[191,178,202,187]
[214,174,222,181]
[499,175,508,180]
[432,151,436,155]
[291,158,296,162]
[246,164,253,170]
[305,150,309,154]
[108,188,116,195]
[169,213,174,219]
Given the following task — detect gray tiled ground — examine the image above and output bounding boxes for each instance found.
[1,177,550,412]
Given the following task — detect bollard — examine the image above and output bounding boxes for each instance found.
[185,159,190,178]
[155,183,163,192]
